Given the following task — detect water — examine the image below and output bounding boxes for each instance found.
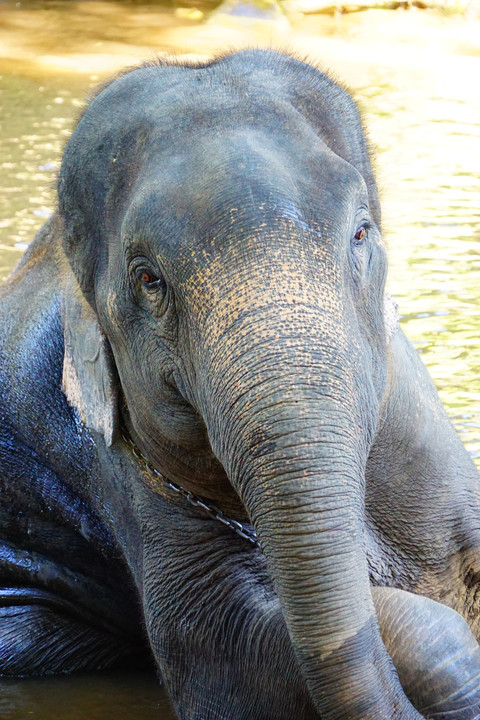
[0,671,176,720]
[0,1,479,715]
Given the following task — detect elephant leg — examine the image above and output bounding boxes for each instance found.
[0,588,140,675]
[373,587,480,719]
[143,542,318,720]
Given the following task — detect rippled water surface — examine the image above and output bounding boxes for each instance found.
[0,1,479,716]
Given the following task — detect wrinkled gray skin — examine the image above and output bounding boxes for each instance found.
[1,50,480,719]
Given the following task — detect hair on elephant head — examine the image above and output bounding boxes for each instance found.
[4,49,480,720]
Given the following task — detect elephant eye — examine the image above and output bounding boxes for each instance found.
[140,270,157,285]
[136,266,165,291]
[352,223,369,247]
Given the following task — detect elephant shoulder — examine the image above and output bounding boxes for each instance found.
[0,213,93,493]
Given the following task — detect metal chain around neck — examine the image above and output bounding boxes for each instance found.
[121,433,260,548]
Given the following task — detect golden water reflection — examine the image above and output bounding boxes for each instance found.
[0,7,479,445]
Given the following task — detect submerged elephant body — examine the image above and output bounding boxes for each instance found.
[1,50,480,719]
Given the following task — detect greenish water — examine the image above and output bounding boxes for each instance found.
[0,1,479,716]
[0,671,176,719]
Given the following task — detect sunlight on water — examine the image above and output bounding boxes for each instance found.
[361,67,480,457]
[0,74,86,272]
[0,2,479,714]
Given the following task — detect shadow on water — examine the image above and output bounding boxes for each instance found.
[0,671,177,720]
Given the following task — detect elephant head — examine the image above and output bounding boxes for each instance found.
[57,50,457,719]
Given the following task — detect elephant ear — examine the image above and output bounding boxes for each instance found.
[384,293,399,344]
[62,271,119,447]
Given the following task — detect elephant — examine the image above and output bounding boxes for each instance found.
[1,48,480,719]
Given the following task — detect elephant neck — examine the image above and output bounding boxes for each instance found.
[121,432,260,548]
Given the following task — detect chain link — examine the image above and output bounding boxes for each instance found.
[122,434,260,548]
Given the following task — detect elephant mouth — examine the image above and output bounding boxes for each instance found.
[121,431,259,547]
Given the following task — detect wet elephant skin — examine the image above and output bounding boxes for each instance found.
[1,50,480,719]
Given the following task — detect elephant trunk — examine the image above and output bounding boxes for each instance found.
[195,314,421,719]
[373,587,480,718]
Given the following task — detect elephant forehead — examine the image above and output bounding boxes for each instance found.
[74,56,339,154]
[142,123,364,205]
[60,51,381,242]
[123,128,365,265]
[122,132,360,334]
